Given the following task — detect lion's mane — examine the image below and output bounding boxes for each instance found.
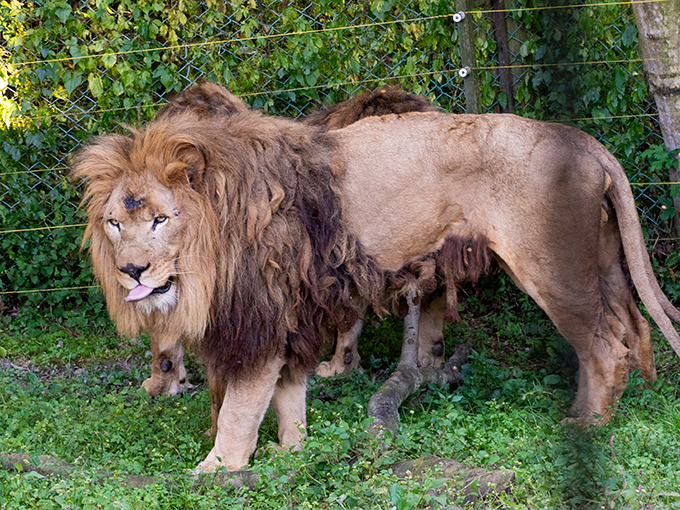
[305,86,439,129]
[72,108,384,383]
[154,82,249,121]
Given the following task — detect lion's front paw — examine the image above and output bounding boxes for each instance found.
[417,348,444,369]
[179,379,195,392]
[194,459,241,474]
[315,361,343,378]
[142,375,192,396]
[141,377,165,396]
[175,378,194,396]
[194,459,220,474]
[316,358,363,377]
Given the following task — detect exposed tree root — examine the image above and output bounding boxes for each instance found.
[366,342,472,438]
[0,452,257,490]
[362,291,509,503]
[367,290,472,439]
[391,455,515,504]
[1,451,513,502]
[1,453,165,490]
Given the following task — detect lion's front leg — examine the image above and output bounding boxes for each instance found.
[417,293,447,368]
[271,369,307,450]
[142,332,188,396]
[196,355,286,472]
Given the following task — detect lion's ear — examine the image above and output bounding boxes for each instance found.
[167,144,206,189]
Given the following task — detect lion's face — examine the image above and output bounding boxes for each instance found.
[73,127,217,345]
[102,173,186,315]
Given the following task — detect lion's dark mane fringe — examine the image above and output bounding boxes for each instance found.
[154,82,248,122]
[437,235,492,323]
[387,235,492,322]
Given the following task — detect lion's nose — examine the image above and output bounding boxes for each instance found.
[119,263,150,281]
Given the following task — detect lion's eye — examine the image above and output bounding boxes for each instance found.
[152,215,168,229]
[108,219,120,229]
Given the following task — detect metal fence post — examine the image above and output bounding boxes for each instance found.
[455,0,481,114]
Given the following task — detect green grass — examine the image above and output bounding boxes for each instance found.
[2,286,680,509]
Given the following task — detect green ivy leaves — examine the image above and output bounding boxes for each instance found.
[0,0,671,328]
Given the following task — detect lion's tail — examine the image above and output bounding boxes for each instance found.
[605,154,680,358]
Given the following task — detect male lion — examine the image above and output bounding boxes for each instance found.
[135,84,447,396]
[124,83,248,397]
[72,92,680,472]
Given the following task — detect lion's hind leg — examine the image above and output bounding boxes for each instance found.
[535,296,630,425]
[598,200,656,385]
[496,251,630,425]
[600,270,656,385]
[566,312,630,424]
[196,355,285,473]
[538,294,630,425]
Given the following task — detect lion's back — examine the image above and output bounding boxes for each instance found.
[333,112,612,270]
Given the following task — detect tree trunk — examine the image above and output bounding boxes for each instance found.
[631,0,680,237]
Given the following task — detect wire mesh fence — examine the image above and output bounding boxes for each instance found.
[0,0,674,320]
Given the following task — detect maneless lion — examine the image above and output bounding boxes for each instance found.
[72,89,680,472]
[306,87,460,377]
[134,84,446,396]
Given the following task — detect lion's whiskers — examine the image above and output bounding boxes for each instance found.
[172,270,197,276]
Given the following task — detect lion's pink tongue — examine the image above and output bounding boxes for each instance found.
[125,284,155,302]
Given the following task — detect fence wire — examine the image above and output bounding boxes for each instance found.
[0,0,675,313]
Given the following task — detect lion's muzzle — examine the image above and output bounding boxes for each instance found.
[119,262,150,281]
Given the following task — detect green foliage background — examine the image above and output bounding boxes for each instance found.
[1,0,678,331]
